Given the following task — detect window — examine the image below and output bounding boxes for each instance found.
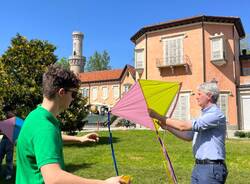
[242,68,250,76]
[172,93,190,120]
[113,86,119,99]
[92,87,97,100]
[211,38,224,60]
[210,32,227,63]
[217,94,228,119]
[102,87,108,100]
[82,88,89,97]
[163,36,183,65]
[124,84,131,93]
[135,49,144,68]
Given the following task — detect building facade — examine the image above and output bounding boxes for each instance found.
[239,53,250,130]
[79,65,136,112]
[131,15,249,130]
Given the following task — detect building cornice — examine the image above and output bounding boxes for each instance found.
[131,15,245,43]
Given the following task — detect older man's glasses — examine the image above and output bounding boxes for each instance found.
[65,89,78,99]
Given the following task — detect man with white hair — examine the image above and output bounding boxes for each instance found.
[148,81,228,184]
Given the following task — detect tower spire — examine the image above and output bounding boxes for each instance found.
[69,31,85,75]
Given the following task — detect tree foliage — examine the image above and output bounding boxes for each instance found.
[55,57,70,69]
[240,34,250,54]
[59,93,88,135]
[0,34,57,118]
[0,34,88,134]
[85,50,111,71]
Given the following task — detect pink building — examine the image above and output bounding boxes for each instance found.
[131,15,250,130]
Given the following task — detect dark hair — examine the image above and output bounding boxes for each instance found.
[2,105,16,118]
[3,105,15,113]
[42,65,81,99]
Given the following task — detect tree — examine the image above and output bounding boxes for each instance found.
[240,34,250,54]
[59,93,88,135]
[0,34,57,118]
[55,57,70,69]
[0,62,5,119]
[0,34,88,133]
[85,50,111,71]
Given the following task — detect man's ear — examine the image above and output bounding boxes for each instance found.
[207,92,213,100]
[58,88,66,96]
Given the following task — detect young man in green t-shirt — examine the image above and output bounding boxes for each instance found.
[16,65,126,184]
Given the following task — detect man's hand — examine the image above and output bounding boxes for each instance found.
[148,108,167,129]
[148,108,162,120]
[78,133,99,143]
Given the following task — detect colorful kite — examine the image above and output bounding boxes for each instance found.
[108,79,181,183]
[0,117,24,143]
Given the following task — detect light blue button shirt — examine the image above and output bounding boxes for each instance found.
[192,104,226,160]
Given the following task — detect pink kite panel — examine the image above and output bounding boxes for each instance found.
[111,82,155,130]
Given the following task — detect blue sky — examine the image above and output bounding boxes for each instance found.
[1,0,249,69]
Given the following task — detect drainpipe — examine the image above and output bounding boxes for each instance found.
[233,25,240,129]
[119,81,121,98]
[88,83,91,104]
[232,26,237,84]
[145,33,148,80]
[202,17,206,82]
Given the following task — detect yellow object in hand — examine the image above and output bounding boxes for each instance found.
[121,175,132,184]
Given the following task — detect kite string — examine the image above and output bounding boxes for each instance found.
[154,121,178,184]
[108,112,119,176]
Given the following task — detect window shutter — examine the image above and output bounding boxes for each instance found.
[164,36,183,65]
[217,94,228,119]
[102,87,108,99]
[165,40,169,65]
[82,88,89,97]
[172,101,181,120]
[180,96,188,120]
[92,88,97,100]
[212,38,222,60]
[172,94,189,120]
[113,86,119,99]
[136,50,143,68]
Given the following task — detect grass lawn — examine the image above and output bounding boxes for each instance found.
[1,130,250,184]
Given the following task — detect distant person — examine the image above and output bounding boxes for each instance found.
[148,82,228,184]
[0,106,15,181]
[16,65,126,184]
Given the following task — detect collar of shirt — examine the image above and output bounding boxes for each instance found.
[37,105,61,128]
[201,104,216,113]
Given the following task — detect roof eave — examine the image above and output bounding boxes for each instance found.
[130,15,245,43]
[81,78,120,84]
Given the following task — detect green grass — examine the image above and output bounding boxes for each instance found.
[1,130,250,183]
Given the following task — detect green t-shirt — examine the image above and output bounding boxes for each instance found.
[16,105,65,184]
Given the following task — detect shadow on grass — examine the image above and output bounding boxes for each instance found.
[65,162,94,173]
[64,136,120,148]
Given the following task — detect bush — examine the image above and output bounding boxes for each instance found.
[246,132,250,138]
[116,119,136,128]
[234,131,250,138]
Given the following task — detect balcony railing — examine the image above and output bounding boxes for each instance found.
[156,55,191,74]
